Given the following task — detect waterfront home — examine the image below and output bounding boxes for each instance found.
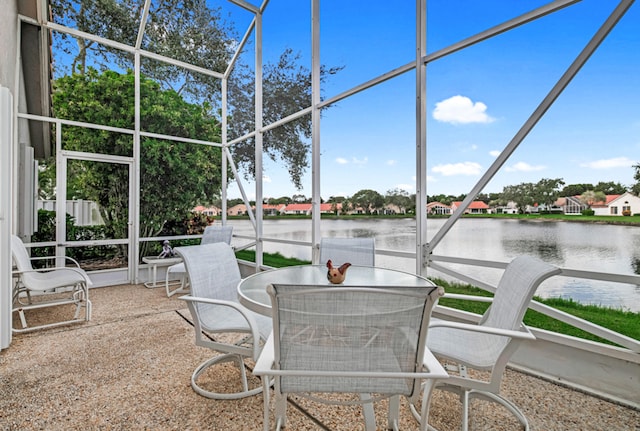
[450,200,490,214]
[427,201,452,215]
[193,204,222,217]
[591,192,640,216]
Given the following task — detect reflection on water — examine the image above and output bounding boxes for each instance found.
[228,218,640,312]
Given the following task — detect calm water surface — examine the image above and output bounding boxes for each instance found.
[228,218,640,312]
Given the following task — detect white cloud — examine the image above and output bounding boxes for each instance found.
[386,159,397,166]
[263,175,272,183]
[579,156,636,169]
[489,150,501,157]
[432,162,483,176]
[433,95,495,124]
[334,156,368,165]
[505,162,546,172]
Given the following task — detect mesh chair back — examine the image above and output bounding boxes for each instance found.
[201,225,233,245]
[319,237,375,266]
[176,243,241,329]
[269,284,440,396]
[482,255,560,331]
[11,235,33,273]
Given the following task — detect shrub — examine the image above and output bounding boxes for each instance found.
[581,209,595,216]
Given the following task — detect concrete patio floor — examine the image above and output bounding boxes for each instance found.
[1,284,638,430]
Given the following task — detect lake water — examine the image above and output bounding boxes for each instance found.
[227,218,640,312]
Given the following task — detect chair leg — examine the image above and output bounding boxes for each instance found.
[468,390,530,431]
[262,378,271,431]
[191,353,263,400]
[387,395,400,430]
[461,390,470,431]
[360,393,376,431]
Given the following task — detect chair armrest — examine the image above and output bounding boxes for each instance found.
[29,255,83,268]
[13,266,90,280]
[180,295,266,358]
[429,320,536,341]
[253,333,275,376]
[422,349,449,379]
[442,293,493,303]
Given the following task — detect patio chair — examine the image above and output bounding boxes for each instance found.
[175,242,271,399]
[319,237,375,266]
[11,234,92,332]
[423,255,561,431]
[165,225,233,296]
[254,283,448,431]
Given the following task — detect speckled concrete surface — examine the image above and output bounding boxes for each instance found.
[1,284,638,430]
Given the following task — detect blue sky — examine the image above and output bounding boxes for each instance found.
[220,0,639,201]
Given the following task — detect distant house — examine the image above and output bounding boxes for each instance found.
[591,194,621,216]
[281,203,336,215]
[282,203,311,215]
[383,203,405,215]
[555,196,585,215]
[426,201,451,215]
[193,205,221,217]
[450,201,489,214]
[227,204,249,216]
[493,201,518,214]
[607,192,640,216]
[263,204,286,216]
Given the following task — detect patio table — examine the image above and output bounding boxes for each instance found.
[237,264,437,316]
[142,256,183,288]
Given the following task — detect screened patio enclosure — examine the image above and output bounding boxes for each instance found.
[2,0,639,407]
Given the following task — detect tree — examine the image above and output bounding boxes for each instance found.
[385,188,412,214]
[227,49,342,190]
[532,178,565,210]
[50,0,341,191]
[501,182,536,213]
[633,164,640,196]
[560,183,593,197]
[579,190,606,209]
[594,181,627,195]
[351,189,384,214]
[50,69,223,257]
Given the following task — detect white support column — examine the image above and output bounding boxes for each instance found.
[311,0,321,264]
[221,78,228,224]
[254,11,264,270]
[415,0,428,275]
[1,87,14,349]
[132,51,141,283]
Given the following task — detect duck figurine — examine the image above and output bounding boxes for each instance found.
[326,259,351,284]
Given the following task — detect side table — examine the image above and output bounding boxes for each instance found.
[142,256,183,288]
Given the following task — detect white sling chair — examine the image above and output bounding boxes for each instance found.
[254,283,448,431]
[165,225,233,297]
[11,234,92,332]
[423,255,561,431]
[176,242,271,399]
[319,237,375,266]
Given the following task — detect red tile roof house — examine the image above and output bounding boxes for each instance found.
[282,203,338,215]
[450,200,490,214]
[192,205,222,217]
[602,192,640,216]
[263,204,287,216]
[590,194,621,216]
[227,204,249,216]
[427,201,452,215]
